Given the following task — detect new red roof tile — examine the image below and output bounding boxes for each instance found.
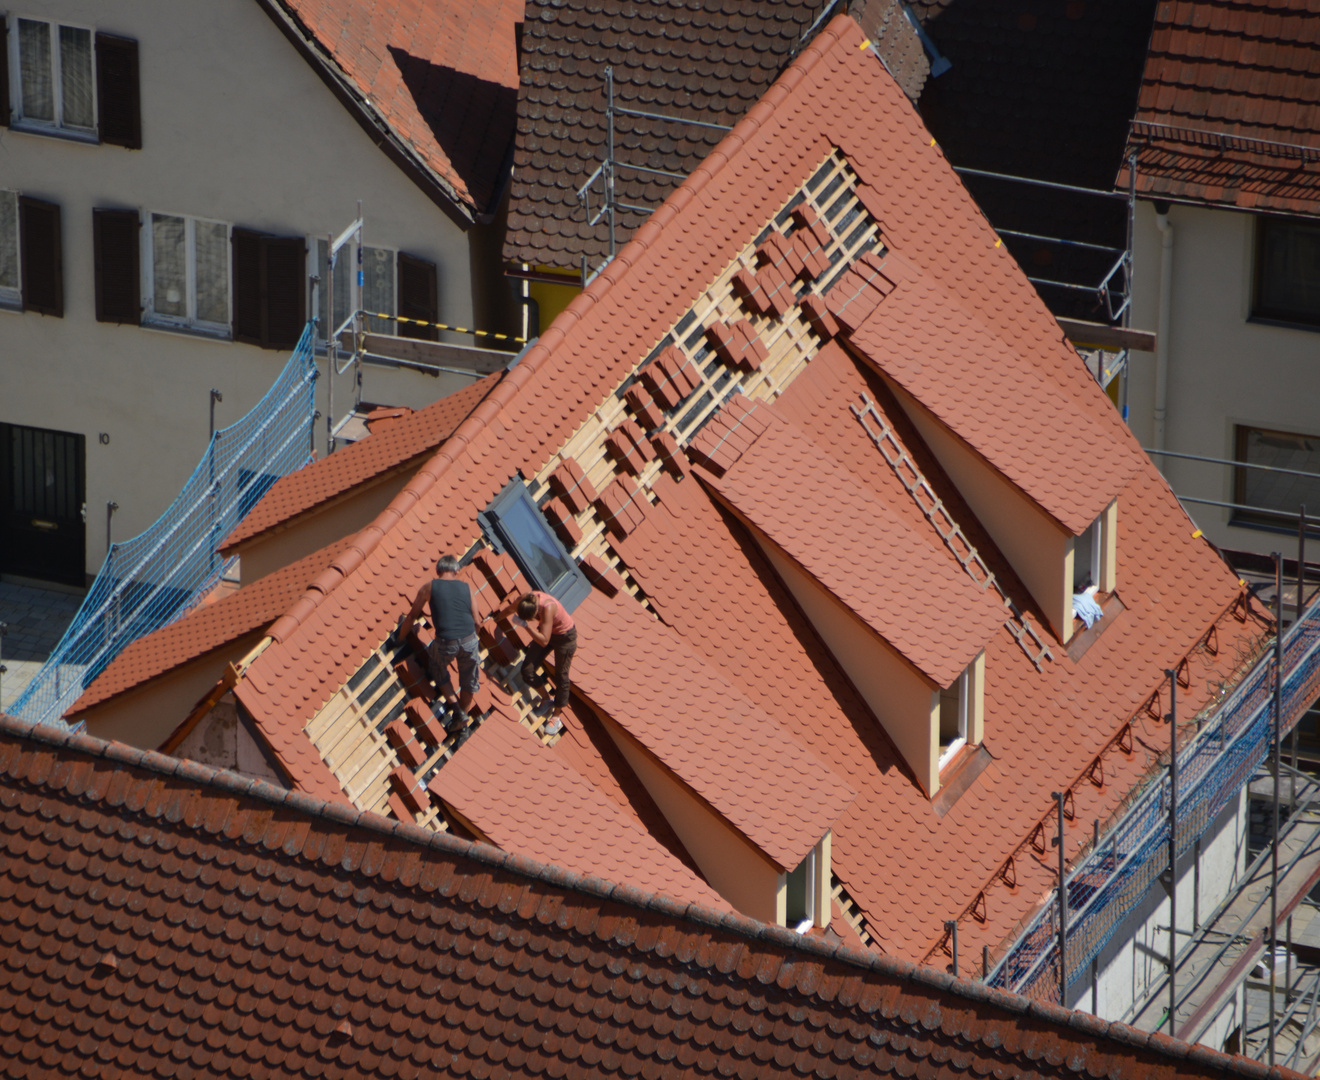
[66,539,345,718]
[699,407,1005,688]
[1118,0,1320,215]
[433,711,728,908]
[0,715,1295,1080]
[270,0,522,214]
[221,372,500,552]
[570,587,856,872]
[224,14,1262,973]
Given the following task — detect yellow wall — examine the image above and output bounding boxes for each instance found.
[236,467,414,584]
[755,532,943,796]
[527,269,581,337]
[76,633,262,750]
[883,376,1075,642]
[596,711,783,922]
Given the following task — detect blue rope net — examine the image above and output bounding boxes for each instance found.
[11,325,318,728]
[991,596,1320,1003]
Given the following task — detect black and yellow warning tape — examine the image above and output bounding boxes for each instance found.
[359,311,527,345]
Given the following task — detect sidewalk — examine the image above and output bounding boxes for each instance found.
[0,581,84,713]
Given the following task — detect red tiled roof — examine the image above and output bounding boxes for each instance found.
[697,404,1005,687]
[432,711,728,909]
[270,0,522,214]
[65,540,346,718]
[1118,0,1320,215]
[228,15,1262,969]
[0,715,1301,1080]
[221,372,501,552]
[570,587,856,872]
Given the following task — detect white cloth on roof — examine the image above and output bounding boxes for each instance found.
[1073,585,1104,629]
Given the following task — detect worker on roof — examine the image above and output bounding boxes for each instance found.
[398,554,481,731]
[494,591,577,737]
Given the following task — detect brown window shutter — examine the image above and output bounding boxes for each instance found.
[0,19,9,128]
[397,252,438,341]
[259,235,306,350]
[92,208,141,324]
[18,197,62,317]
[95,34,141,149]
[231,228,262,345]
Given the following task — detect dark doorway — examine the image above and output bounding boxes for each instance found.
[0,423,86,586]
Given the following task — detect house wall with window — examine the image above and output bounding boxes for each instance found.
[0,0,497,583]
[1127,201,1320,557]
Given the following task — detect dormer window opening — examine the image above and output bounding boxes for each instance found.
[938,669,969,770]
[1074,516,1102,593]
[479,478,591,611]
[1072,500,1117,630]
[784,849,816,933]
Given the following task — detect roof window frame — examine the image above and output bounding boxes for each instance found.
[478,477,592,612]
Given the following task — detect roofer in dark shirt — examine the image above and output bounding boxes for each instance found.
[399,554,481,730]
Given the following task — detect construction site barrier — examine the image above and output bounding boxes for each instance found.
[357,311,526,345]
[991,594,1320,1002]
[10,325,318,728]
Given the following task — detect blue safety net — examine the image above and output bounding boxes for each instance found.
[11,325,318,728]
[991,595,1320,1003]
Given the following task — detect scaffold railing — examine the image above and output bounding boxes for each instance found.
[990,593,1320,1002]
[10,324,318,728]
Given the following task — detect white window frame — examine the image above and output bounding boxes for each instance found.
[7,14,99,140]
[360,243,398,335]
[786,848,816,934]
[0,189,21,309]
[142,211,232,336]
[937,669,969,772]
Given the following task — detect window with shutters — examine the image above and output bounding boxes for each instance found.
[143,212,230,334]
[8,17,95,137]
[233,228,305,350]
[0,191,19,308]
[362,245,396,335]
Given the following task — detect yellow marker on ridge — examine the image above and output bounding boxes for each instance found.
[995,238,1002,248]
[1193,529,1203,538]
[860,39,871,49]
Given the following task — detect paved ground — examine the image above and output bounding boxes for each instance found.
[0,581,84,713]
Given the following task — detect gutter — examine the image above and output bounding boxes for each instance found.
[252,0,478,229]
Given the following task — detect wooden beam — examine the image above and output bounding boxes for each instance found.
[1057,319,1157,353]
[360,333,511,374]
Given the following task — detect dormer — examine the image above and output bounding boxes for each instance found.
[691,401,1001,796]
[877,376,1123,644]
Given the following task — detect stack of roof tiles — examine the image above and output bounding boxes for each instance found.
[0,714,1306,1080]
[1119,0,1320,215]
[86,12,1267,993]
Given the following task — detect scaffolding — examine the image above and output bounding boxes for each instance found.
[988,588,1320,1021]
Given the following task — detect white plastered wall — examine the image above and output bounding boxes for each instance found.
[1126,200,1320,558]
[0,0,492,579]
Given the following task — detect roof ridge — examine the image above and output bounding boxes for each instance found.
[0,708,1293,1077]
[263,15,854,647]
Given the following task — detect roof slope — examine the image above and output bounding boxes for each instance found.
[1118,0,1320,215]
[503,0,833,270]
[229,13,1259,967]
[271,0,522,215]
[699,408,1005,686]
[221,372,501,552]
[433,711,729,909]
[0,715,1302,1080]
[66,540,345,717]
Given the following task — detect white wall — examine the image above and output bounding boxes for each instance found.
[0,0,490,578]
[1071,788,1248,1052]
[1127,201,1320,557]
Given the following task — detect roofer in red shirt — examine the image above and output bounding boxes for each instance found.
[494,591,577,736]
[399,554,481,731]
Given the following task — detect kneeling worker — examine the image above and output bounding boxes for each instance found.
[496,590,577,736]
[399,554,481,730]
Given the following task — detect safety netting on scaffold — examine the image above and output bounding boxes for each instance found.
[11,324,318,728]
[990,594,1320,1003]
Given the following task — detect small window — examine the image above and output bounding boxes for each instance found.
[1233,424,1320,532]
[1074,517,1101,593]
[784,849,815,933]
[362,244,396,334]
[938,670,968,769]
[0,190,19,307]
[1254,216,1320,329]
[144,212,230,333]
[479,478,592,611]
[10,17,95,136]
